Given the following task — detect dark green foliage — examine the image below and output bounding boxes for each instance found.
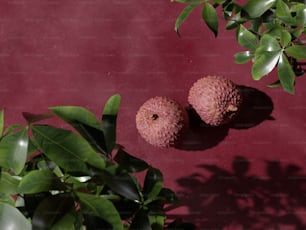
[0,94,181,229]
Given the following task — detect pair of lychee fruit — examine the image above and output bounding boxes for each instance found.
[135,75,243,148]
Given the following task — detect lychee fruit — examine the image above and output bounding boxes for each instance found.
[188,75,243,126]
[136,96,189,148]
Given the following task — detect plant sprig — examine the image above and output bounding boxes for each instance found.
[0,94,187,229]
[172,0,306,94]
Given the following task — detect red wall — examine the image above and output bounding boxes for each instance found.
[1,0,306,229]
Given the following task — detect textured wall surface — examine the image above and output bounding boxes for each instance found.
[1,0,306,229]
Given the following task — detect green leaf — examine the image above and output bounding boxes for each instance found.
[3,124,22,136]
[234,51,254,64]
[0,172,20,194]
[32,125,106,174]
[102,94,121,154]
[102,170,141,201]
[249,18,263,34]
[259,34,281,52]
[149,214,165,230]
[243,0,277,18]
[237,25,258,50]
[175,3,201,35]
[268,80,282,88]
[32,193,75,230]
[286,45,306,59]
[277,53,295,94]
[296,4,306,26]
[18,170,65,194]
[143,168,163,201]
[158,188,179,204]
[50,106,102,130]
[73,123,107,155]
[0,128,29,175]
[0,202,31,230]
[0,110,4,136]
[280,30,292,47]
[226,12,247,30]
[0,194,15,206]
[114,148,149,173]
[276,0,295,25]
[130,209,151,230]
[173,0,203,2]
[77,192,123,230]
[252,50,281,80]
[202,2,219,36]
[51,212,77,230]
[50,105,107,154]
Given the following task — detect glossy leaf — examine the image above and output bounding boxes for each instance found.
[0,172,20,194]
[0,202,31,230]
[143,168,163,201]
[292,28,304,38]
[296,4,306,26]
[149,214,165,230]
[234,51,254,64]
[130,209,151,230]
[50,105,107,154]
[280,30,292,47]
[226,12,247,30]
[0,110,4,136]
[3,124,22,136]
[32,193,75,230]
[73,123,107,155]
[252,50,281,80]
[102,94,121,154]
[259,34,281,52]
[268,80,282,88]
[277,53,295,94]
[18,170,65,194]
[173,0,203,2]
[211,0,225,3]
[0,194,15,206]
[243,0,276,18]
[77,192,123,230]
[32,125,106,174]
[237,25,258,50]
[202,2,219,36]
[50,106,102,130]
[158,188,179,204]
[249,18,263,34]
[276,0,295,25]
[0,128,29,175]
[102,171,140,201]
[286,45,306,59]
[51,212,77,230]
[114,148,149,173]
[175,3,201,35]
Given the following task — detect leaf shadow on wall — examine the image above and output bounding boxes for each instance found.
[174,156,306,229]
[177,86,274,151]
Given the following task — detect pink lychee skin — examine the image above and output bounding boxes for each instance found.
[136,96,189,148]
[188,75,243,126]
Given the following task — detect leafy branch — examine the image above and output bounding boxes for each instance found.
[0,95,190,229]
[172,0,306,94]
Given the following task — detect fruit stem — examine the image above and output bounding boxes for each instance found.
[227,104,238,112]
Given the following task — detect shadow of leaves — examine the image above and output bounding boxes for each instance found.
[176,86,274,151]
[175,156,306,229]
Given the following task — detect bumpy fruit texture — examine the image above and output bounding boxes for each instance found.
[188,75,242,126]
[136,96,189,148]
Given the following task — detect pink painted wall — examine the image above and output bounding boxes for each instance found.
[1,0,306,229]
